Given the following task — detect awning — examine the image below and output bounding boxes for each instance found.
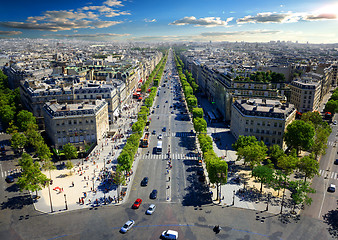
[113,108,120,116]
[136,88,142,92]
[138,79,142,83]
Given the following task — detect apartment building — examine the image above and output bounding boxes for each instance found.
[231,99,296,148]
[43,99,109,150]
[289,78,321,113]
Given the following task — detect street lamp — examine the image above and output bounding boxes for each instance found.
[64,194,68,210]
[217,173,226,204]
[47,181,53,213]
[266,192,272,211]
[232,190,235,205]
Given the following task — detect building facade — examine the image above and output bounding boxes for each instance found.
[43,99,109,150]
[231,99,296,148]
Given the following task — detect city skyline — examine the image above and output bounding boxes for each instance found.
[0,0,337,43]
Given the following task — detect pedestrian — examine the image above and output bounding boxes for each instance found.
[168,177,170,181]
[79,198,81,204]
[72,181,74,187]
[86,182,88,187]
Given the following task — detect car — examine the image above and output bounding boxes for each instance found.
[5,175,14,183]
[152,130,156,135]
[146,204,156,215]
[132,198,142,208]
[150,189,158,199]
[141,177,149,186]
[328,184,336,192]
[120,220,135,233]
[165,100,168,103]
[157,105,160,108]
[171,111,174,114]
[161,230,178,239]
[170,105,173,108]
[151,110,155,114]
[334,159,338,165]
[198,160,202,166]
[334,120,337,125]
[158,134,163,139]
[197,169,204,176]
[162,127,167,132]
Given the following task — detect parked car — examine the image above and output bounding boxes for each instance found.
[141,177,148,186]
[5,175,14,183]
[162,127,167,132]
[132,198,142,208]
[161,230,178,239]
[146,204,156,215]
[328,184,336,192]
[152,130,156,135]
[120,220,134,233]
[334,159,338,165]
[158,134,163,139]
[150,189,158,199]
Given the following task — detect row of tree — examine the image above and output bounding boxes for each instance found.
[116,52,168,187]
[174,52,228,200]
[140,54,168,93]
[324,87,338,114]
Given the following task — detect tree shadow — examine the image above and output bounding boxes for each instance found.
[323,209,338,238]
[1,195,33,210]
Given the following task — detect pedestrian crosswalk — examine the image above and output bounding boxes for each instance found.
[141,153,199,160]
[318,169,338,179]
[1,168,21,178]
[156,132,195,137]
[327,141,336,146]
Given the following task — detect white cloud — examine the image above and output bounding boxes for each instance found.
[237,11,337,24]
[144,19,156,22]
[200,29,281,37]
[0,0,129,32]
[169,16,233,27]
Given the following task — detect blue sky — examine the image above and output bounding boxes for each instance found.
[0,0,337,43]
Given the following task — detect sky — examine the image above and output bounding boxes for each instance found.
[0,0,337,43]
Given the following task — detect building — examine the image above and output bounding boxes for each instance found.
[231,99,296,148]
[43,99,109,150]
[289,77,321,113]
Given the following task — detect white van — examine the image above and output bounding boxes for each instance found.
[161,230,178,239]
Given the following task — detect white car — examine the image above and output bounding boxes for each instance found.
[158,134,163,139]
[120,220,135,233]
[161,230,178,239]
[328,184,336,192]
[146,204,156,215]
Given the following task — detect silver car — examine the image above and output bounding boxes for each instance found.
[120,220,135,233]
[146,204,156,215]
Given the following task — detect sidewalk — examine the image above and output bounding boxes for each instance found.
[32,99,142,214]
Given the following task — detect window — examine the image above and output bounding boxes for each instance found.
[266,130,270,134]
[68,120,72,125]
[257,122,260,126]
[74,120,77,124]
[278,132,281,135]
[261,130,265,134]
[279,123,282,127]
[245,128,248,132]
[273,131,276,135]
[250,128,253,132]
[246,120,249,125]
[251,120,254,125]
[274,122,277,127]
[267,122,270,126]
[272,139,275,144]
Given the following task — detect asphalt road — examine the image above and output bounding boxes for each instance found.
[0,49,335,240]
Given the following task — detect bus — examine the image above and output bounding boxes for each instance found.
[156,141,162,154]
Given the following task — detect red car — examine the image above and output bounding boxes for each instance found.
[132,198,142,209]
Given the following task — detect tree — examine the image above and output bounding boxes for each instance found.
[132,120,145,133]
[17,110,36,132]
[198,134,213,153]
[277,152,299,176]
[144,98,153,108]
[0,105,15,124]
[324,100,338,114]
[298,155,319,182]
[36,143,52,161]
[252,165,274,193]
[192,108,204,118]
[114,164,126,203]
[18,153,49,198]
[284,120,315,154]
[63,143,78,160]
[193,117,207,133]
[301,111,324,129]
[236,143,268,169]
[289,180,315,212]
[6,121,18,134]
[232,135,258,151]
[269,144,285,164]
[65,160,74,175]
[186,95,198,110]
[207,159,228,201]
[117,152,132,172]
[183,85,193,97]
[11,132,27,153]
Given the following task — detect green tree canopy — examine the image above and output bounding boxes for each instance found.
[192,108,203,118]
[324,99,338,114]
[11,132,27,152]
[237,143,268,169]
[63,143,78,160]
[284,120,315,154]
[193,117,207,133]
[117,152,132,171]
[269,144,285,164]
[277,152,299,175]
[252,165,274,193]
[298,155,319,182]
[132,120,145,134]
[232,135,258,151]
[17,110,36,132]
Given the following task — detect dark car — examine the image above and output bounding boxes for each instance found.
[5,175,14,183]
[132,198,142,209]
[198,175,206,182]
[162,127,166,132]
[141,177,149,186]
[150,189,158,199]
[197,169,204,176]
[334,159,338,165]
